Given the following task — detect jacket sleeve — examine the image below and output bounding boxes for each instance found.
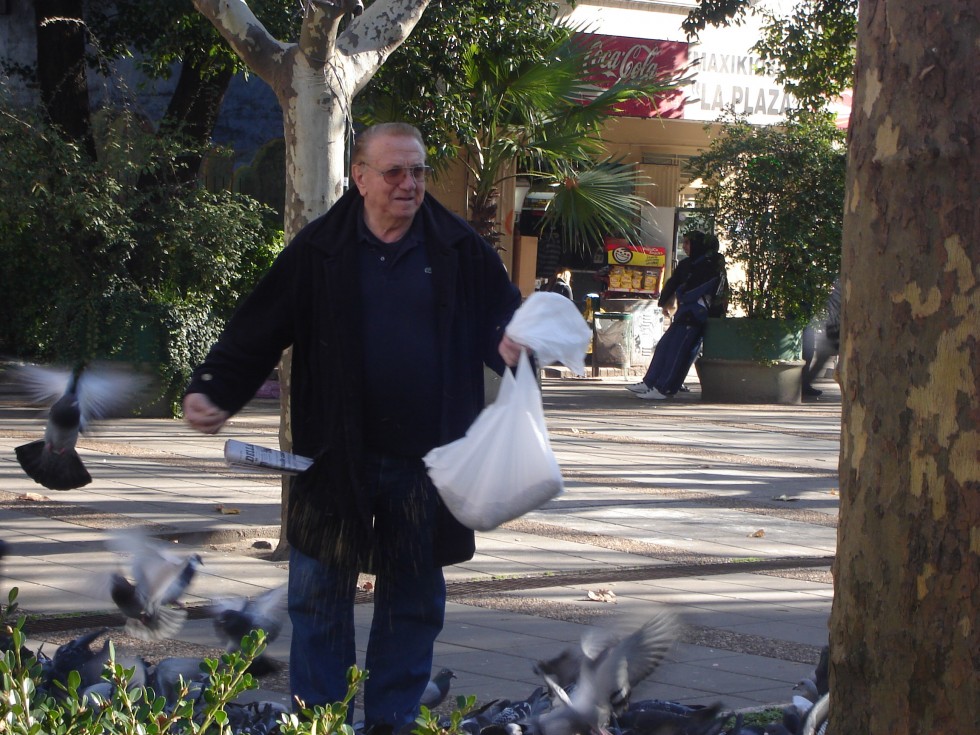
[658,259,690,307]
[478,237,523,374]
[185,238,305,415]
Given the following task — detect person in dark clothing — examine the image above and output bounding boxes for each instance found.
[182,123,524,728]
[545,268,573,300]
[802,276,842,396]
[626,231,727,400]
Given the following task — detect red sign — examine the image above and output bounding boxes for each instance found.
[576,33,689,119]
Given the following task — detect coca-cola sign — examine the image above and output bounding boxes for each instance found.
[576,33,688,118]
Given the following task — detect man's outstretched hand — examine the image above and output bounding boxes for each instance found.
[183,392,230,435]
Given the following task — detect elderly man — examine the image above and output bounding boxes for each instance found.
[184,123,524,728]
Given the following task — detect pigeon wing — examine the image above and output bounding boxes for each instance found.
[75,364,151,429]
[620,609,676,688]
[109,530,189,610]
[245,584,288,640]
[8,364,73,406]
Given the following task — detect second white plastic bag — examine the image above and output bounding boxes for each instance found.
[423,350,563,531]
[504,291,592,376]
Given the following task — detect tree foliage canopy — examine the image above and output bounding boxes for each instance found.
[688,110,845,322]
[363,1,691,252]
[0,87,282,409]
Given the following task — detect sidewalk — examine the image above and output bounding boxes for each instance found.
[0,372,839,713]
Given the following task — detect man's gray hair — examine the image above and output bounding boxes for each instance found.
[351,123,425,165]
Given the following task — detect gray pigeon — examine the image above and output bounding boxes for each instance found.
[105,529,202,640]
[12,363,148,490]
[48,628,147,692]
[49,628,110,688]
[151,656,209,705]
[421,667,456,708]
[534,647,583,690]
[207,584,287,675]
[537,609,677,735]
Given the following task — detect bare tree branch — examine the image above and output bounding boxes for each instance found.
[192,0,291,84]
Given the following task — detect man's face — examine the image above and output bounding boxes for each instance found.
[352,133,427,230]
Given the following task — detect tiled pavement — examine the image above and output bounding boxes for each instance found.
[0,370,839,714]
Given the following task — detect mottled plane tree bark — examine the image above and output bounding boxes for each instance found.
[831,1,979,732]
[192,0,429,239]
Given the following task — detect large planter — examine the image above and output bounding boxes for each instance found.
[696,317,805,404]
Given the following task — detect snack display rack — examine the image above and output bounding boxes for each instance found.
[602,237,667,298]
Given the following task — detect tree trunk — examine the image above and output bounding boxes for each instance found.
[34,0,96,159]
[831,2,980,733]
[157,53,235,186]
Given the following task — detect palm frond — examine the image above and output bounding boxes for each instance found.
[540,159,650,256]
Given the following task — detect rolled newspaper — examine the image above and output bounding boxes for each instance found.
[223,439,313,474]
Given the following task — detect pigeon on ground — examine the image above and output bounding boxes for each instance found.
[48,628,110,688]
[151,656,209,705]
[208,584,287,675]
[104,529,203,640]
[11,362,148,490]
[491,686,550,726]
[80,680,116,705]
[794,644,830,705]
[420,667,456,708]
[618,702,727,734]
[536,609,677,735]
[793,678,820,703]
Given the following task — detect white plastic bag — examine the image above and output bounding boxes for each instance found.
[423,350,563,531]
[504,292,592,376]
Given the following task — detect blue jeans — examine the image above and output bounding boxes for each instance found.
[288,453,447,728]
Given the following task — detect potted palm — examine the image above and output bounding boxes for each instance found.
[687,110,845,403]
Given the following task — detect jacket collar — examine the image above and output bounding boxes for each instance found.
[308,187,476,257]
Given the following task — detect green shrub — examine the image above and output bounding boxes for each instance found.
[1,587,367,735]
[688,109,845,324]
[0,83,283,415]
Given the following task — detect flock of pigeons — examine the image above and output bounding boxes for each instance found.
[2,363,831,734]
[0,535,830,735]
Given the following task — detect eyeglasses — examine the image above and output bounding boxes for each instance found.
[358,162,431,185]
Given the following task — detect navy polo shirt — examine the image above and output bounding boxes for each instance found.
[358,214,443,457]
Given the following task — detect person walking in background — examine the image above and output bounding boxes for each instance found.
[546,268,573,300]
[183,123,524,729]
[802,276,842,396]
[626,231,727,400]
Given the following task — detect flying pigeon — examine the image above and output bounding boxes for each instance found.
[208,584,287,675]
[11,362,148,490]
[420,667,456,708]
[104,529,203,640]
[536,609,677,735]
[534,646,583,690]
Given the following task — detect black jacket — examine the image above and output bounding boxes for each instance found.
[186,187,522,570]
